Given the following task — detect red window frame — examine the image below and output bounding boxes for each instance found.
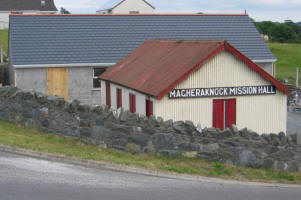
[146,100,153,117]
[116,88,122,109]
[129,93,136,113]
[106,81,111,108]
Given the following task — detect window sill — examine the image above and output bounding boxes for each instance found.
[91,88,101,91]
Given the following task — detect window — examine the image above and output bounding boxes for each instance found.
[146,100,153,117]
[129,93,136,113]
[116,88,122,109]
[129,11,140,14]
[41,0,46,6]
[93,68,106,88]
[213,99,236,130]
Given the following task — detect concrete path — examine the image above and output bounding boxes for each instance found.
[0,151,300,200]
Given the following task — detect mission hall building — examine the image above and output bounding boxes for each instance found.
[100,40,289,134]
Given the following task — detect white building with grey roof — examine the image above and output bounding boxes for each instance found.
[0,0,57,30]
[97,0,155,14]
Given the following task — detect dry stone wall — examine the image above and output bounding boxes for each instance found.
[0,86,300,172]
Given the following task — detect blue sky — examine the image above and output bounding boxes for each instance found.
[54,0,301,22]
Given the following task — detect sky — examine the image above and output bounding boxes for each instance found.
[54,0,301,22]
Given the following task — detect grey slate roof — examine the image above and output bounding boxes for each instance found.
[0,0,57,11]
[9,14,276,66]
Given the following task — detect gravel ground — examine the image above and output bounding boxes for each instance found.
[287,112,301,135]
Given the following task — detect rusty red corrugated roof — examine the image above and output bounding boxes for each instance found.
[100,40,289,99]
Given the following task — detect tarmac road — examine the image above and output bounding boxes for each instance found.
[0,151,300,200]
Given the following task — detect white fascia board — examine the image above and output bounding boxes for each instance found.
[252,59,277,63]
[13,63,116,69]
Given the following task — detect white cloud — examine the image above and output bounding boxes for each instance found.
[248,0,301,5]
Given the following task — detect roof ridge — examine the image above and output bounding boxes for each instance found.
[10,13,248,17]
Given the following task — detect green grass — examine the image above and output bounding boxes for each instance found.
[0,29,8,54]
[0,120,300,184]
[268,43,301,85]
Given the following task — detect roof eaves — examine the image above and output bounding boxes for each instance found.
[156,42,226,99]
[224,42,290,95]
[9,13,248,16]
[156,41,289,99]
[13,63,116,68]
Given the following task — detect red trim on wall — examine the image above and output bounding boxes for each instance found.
[106,81,111,108]
[129,93,136,113]
[146,100,153,117]
[116,88,122,109]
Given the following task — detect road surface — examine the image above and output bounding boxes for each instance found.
[0,151,300,200]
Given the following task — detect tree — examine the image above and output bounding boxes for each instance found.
[256,21,275,36]
[60,7,71,14]
[270,24,297,43]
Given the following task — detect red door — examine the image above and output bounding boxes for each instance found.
[213,99,236,130]
[106,81,111,108]
[146,100,153,117]
[213,99,224,130]
[226,99,236,128]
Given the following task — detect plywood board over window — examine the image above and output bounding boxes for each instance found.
[46,68,68,100]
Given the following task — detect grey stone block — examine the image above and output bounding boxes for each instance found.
[152,133,174,150]
[178,142,200,151]
[297,133,301,145]
[130,132,150,147]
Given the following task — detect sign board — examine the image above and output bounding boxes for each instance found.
[169,85,276,99]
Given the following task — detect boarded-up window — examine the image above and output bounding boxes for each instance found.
[46,68,68,100]
[146,100,153,117]
[116,88,122,109]
[129,93,136,113]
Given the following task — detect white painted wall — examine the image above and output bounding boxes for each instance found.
[0,12,9,29]
[155,51,287,134]
[100,80,155,116]
[97,0,155,14]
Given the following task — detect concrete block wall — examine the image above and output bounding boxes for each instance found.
[15,67,102,105]
[16,68,47,93]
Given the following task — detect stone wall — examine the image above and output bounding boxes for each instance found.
[0,86,300,172]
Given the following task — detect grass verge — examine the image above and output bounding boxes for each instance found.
[268,43,301,85]
[0,29,8,54]
[0,120,300,184]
